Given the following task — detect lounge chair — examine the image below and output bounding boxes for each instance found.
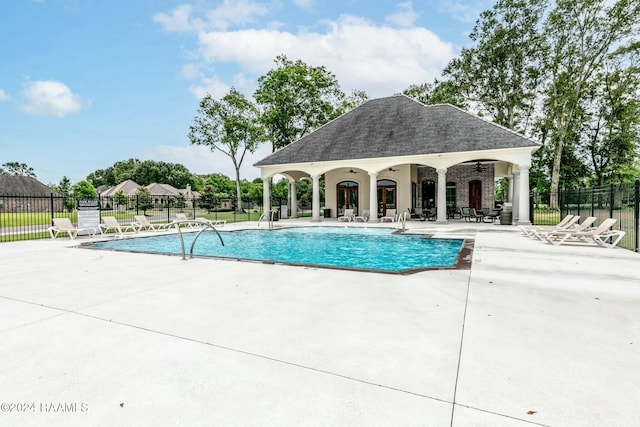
[338,209,354,222]
[380,209,397,222]
[353,210,369,222]
[522,215,580,238]
[132,215,160,232]
[48,218,97,240]
[195,217,226,227]
[542,217,608,245]
[173,212,195,227]
[100,216,137,237]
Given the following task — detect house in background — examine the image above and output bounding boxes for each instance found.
[254,95,540,225]
[0,175,62,213]
[99,180,198,209]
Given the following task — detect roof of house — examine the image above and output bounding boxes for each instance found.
[0,175,60,196]
[100,179,140,197]
[254,95,540,167]
[146,183,180,196]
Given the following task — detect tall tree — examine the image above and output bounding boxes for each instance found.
[403,79,466,108]
[542,0,640,208]
[189,88,264,212]
[255,55,349,151]
[1,162,36,177]
[442,0,545,132]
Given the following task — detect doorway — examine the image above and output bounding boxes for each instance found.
[469,180,482,210]
[336,181,358,216]
[377,179,396,218]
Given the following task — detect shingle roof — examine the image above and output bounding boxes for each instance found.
[0,175,60,196]
[101,179,140,197]
[255,95,540,167]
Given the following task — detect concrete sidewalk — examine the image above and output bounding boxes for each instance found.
[0,221,639,426]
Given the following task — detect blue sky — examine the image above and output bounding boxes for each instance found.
[0,0,493,186]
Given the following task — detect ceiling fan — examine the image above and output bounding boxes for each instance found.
[473,161,487,172]
[388,167,399,172]
[345,168,358,174]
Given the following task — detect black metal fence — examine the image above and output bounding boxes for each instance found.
[531,180,640,252]
[0,194,267,243]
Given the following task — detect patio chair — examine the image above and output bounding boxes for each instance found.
[482,208,500,223]
[353,209,369,222]
[540,216,602,245]
[462,207,483,223]
[338,209,355,222]
[521,214,577,238]
[48,218,97,240]
[380,208,397,222]
[100,216,137,237]
[132,215,160,232]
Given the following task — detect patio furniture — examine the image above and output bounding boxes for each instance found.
[521,215,578,238]
[132,215,160,232]
[380,209,397,222]
[537,216,598,242]
[100,216,137,237]
[338,209,354,222]
[462,207,483,222]
[482,208,500,223]
[354,210,369,222]
[48,218,97,240]
[544,218,624,248]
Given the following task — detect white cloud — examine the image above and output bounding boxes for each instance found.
[20,80,86,117]
[154,1,269,32]
[0,89,9,101]
[385,1,419,28]
[138,144,270,180]
[194,14,454,98]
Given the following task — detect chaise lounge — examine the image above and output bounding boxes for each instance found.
[48,218,97,240]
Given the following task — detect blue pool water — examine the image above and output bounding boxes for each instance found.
[86,227,464,273]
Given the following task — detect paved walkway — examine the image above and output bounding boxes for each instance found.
[1,220,638,426]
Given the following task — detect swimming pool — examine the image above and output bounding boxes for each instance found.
[85,227,468,274]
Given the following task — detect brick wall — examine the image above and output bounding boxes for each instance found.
[416,164,495,209]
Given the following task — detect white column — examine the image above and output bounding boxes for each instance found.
[312,174,321,221]
[512,170,520,222]
[369,171,378,222]
[436,168,448,223]
[507,176,514,203]
[517,165,531,225]
[262,178,271,216]
[290,180,297,219]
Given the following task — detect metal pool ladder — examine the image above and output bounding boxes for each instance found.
[257,210,277,230]
[172,220,224,260]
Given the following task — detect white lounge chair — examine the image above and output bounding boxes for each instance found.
[48,218,97,240]
[528,215,582,239]
[338,209,354,222]
[544,218,621,246]
[195,217,226,227]
[173,212,195,227]
[537,216,597,241]
[521,214,576,237]
[132,215,160,232]
[380,209,397,222]
[100,216,137,237]
[353,209,369,222]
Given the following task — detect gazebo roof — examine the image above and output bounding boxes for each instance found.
[255,95,539,167]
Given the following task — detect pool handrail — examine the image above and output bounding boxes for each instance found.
[172,220,225,260]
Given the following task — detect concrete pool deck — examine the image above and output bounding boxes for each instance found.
[1,220,639,426]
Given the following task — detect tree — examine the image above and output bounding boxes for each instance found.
[189,88,264,212]
[113,189,129,210]
[197,184,218,213]
[71,181,97,200]
[87,167,116,188]
[403,79,466,108]
[1,162,36,177]
[442,0,545,132]
[254,55,351,151]
[542,0,640,207]
[579,60,640,186]
[135,187,153,214]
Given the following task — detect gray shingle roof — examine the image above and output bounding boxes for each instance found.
[255,95,540,167]
[0,175,60,196]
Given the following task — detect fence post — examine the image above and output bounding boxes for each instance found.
[50,193,54,225]
[634,179,639,253]
[529,190,534,225]
[609,184,614,219]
